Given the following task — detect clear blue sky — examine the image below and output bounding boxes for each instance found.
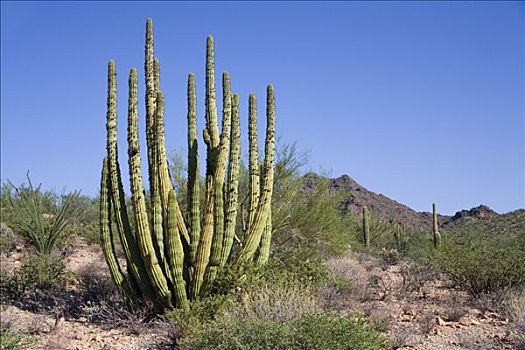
[1,1,523,215]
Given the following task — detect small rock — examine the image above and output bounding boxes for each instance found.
[468,308,481,316]
[458,316,472,326]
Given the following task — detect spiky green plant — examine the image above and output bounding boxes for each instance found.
[6,174,79,255]
[432,203,441,249]
[99,19,275,309]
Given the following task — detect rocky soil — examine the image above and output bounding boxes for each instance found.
[325,253,523,350]
[1,242,523,349]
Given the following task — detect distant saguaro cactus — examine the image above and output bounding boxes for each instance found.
[363,206,370,248]
[99,18,276,309]
[394,223,402,249]
[432,203,441,248]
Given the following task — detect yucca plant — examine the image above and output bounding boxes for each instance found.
[5,174,79,255]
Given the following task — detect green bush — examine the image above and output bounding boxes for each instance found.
[183,313,388,350]
[0,327,34,350]
[434,231,525,296]
[1,254,70,298]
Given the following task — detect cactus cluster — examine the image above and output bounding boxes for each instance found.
[99,19,275,309]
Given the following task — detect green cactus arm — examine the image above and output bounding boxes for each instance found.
[363,207,369,247]
[209,73,231,266]
[166,190,190,310]
[220,93,241,267]
[247,93,260,229]
[99,157,136,300]
[126,67,171,307]
[190,179,215,300]
[256,210,272,265]
[155,91,190,247]
[154,57,161,91]
[187,73,201,267]
[204,84,232,290]
[106,61,153,299]
[204,35,220,149]
[235,85,275,264]
[432,203,441,248]
[145,18,157,198]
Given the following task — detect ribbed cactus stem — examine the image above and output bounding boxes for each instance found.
[154,57,161,90]
[187,73,201,267]
[203,88,232,293]
[236,85,275,264]
[155,91,190,247]
[99,157,135,300]
[256,210,272,265]
[107,62,151,298]
[433,203,441,248]
[247,93,260,230]
[221,93,241,267]
[145,18,156,198]
[126,67,171,306]
[204,35,219,149]
[166,190,189,310]
[363,206,370,248]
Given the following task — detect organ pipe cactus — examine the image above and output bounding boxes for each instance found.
[99,18,276,308]
[362,206,370,248]
[432,203,441,248]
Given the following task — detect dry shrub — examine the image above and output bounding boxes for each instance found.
[223,283,321,323]
[445,292,466,322]
[325,254,370,301]
[399,262,440,295]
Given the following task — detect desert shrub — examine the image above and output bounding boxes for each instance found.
[0,223,18,256]
[1,255,70,299]
[183,312,388,350]
[65,194,99,244]
[2,176,80,255]
[0,327,34,350]
[167,294,232,334]
[434,231,525,296]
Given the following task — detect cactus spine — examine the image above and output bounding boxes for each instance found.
[432,203,441,248]
[100,19,275,308]
[363,206,370,248]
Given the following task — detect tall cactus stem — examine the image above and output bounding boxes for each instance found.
[235,85,275,264]
[221,93,241,267]
[166,190,190,310]
[433,203,441,248]
[204,87,232,292]
[363,206,370,248]
[107,62,152,299]
[187,73,201,267]
[126,67,171,306]
[99,157,135,300]
[247,93,260,229]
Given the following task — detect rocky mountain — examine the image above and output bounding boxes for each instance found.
[303,173,503,231]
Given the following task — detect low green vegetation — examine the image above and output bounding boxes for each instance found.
[0,327,34,350]
[184,313,388,350]
[434,227,525,296]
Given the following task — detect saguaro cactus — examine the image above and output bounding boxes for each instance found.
[362,206,370,248]
[432,203,441,248]
[99,18,276,308]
